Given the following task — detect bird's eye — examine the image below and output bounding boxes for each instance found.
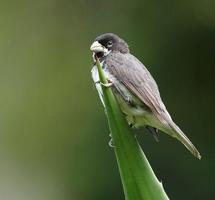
[107,41,113,47]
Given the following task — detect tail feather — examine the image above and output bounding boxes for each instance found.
[167,120,201,159]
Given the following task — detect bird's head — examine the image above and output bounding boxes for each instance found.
[90,33,129,59]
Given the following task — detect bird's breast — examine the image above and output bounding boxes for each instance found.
[91,63,138,110]
[91,63,149,127]
[91,62,117,107]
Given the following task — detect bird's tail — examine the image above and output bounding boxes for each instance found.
[165,119,201,159]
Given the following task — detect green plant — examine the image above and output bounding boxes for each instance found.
[95,58,169,200]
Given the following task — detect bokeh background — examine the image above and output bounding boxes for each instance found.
[0,0,214,199]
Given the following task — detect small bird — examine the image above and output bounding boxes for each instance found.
[90,33,201,159]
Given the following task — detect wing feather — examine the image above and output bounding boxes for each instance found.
[107,52,167,121]
[105,52,201,159]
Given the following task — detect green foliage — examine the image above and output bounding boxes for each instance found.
[95,58,169,200]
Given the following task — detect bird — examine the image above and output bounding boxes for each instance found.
[90,33,201,159]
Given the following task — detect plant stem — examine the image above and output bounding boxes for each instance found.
[95,58,169,200]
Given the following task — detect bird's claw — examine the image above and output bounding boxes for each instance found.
[108,133,115,147]
[95,81,113,88]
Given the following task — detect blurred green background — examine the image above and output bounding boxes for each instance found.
[0,0,214,199]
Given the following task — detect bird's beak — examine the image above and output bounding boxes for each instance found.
[90,41,104,53]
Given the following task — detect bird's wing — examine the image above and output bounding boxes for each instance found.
[107,52,167,122]
[106,52,201,159]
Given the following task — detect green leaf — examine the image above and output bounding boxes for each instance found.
[95,58,169,200]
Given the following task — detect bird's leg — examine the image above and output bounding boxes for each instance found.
[95,79,113,88]
[145,126,159,142]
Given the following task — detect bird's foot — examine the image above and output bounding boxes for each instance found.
[101,82,113,87]
[108,133,115,148]
[95,80,113,88]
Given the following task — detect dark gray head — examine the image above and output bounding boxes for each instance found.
[90,33,129,58]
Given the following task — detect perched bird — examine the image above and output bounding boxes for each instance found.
[90,33,201,159]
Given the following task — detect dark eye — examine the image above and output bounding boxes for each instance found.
[107,41,113,47]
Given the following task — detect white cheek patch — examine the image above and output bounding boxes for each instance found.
[103,48,111,56]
